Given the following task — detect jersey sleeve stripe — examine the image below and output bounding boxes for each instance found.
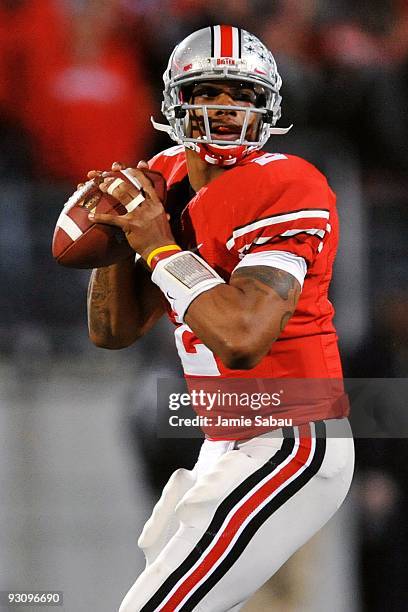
[226,209,330,250]
[235,232,324,259]
[230,208,330,234]
[233,251,307,287]
[252,233,323,249]
[280,228,326,239]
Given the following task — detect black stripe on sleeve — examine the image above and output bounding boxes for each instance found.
[247,232,323,251]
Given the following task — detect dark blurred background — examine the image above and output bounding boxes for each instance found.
[0,1,407,610]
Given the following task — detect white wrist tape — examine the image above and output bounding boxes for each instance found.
[151,251,225,323]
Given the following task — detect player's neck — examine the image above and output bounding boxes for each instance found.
[185,147,227,192]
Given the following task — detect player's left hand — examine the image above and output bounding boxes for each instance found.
[88,162,176,262]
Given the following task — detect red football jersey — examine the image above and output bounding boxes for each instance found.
[148,146,348,431]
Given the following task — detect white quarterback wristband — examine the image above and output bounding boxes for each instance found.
[151,251,225,323]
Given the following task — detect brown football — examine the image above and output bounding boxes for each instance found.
[52,169,167,269]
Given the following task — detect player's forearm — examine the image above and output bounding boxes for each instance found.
[87,258,164,349]
[184,283,291,369]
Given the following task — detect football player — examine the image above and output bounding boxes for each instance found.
[87,25,354,612]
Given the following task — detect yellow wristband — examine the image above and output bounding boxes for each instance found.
[146,244,182,268]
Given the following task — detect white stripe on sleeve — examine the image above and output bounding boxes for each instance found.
[226,209,330,250]
[233,250,307,288]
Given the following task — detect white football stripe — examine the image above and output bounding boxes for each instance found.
[56,213,82,241]
[226,210,330,250]
[64,180,95,208]
[125,193,145,212]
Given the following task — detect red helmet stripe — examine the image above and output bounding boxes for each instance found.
[213,26,240,59]
[220,25,233,57]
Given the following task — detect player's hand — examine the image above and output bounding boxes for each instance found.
[88,165,176,261]
[81,161,148,186]
[75,168,106,191]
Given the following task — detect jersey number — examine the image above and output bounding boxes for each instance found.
[174,324,220,376]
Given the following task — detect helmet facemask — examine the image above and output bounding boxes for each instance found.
[178,81,274,148]
[151,27,292,166]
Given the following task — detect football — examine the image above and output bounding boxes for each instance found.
[52,169,167,269]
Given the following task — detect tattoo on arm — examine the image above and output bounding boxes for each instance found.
[233,266,300,302]
[233,266,301,334]
[87,268,112,337]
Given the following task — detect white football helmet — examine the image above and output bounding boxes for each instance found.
[152,25,292,167]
